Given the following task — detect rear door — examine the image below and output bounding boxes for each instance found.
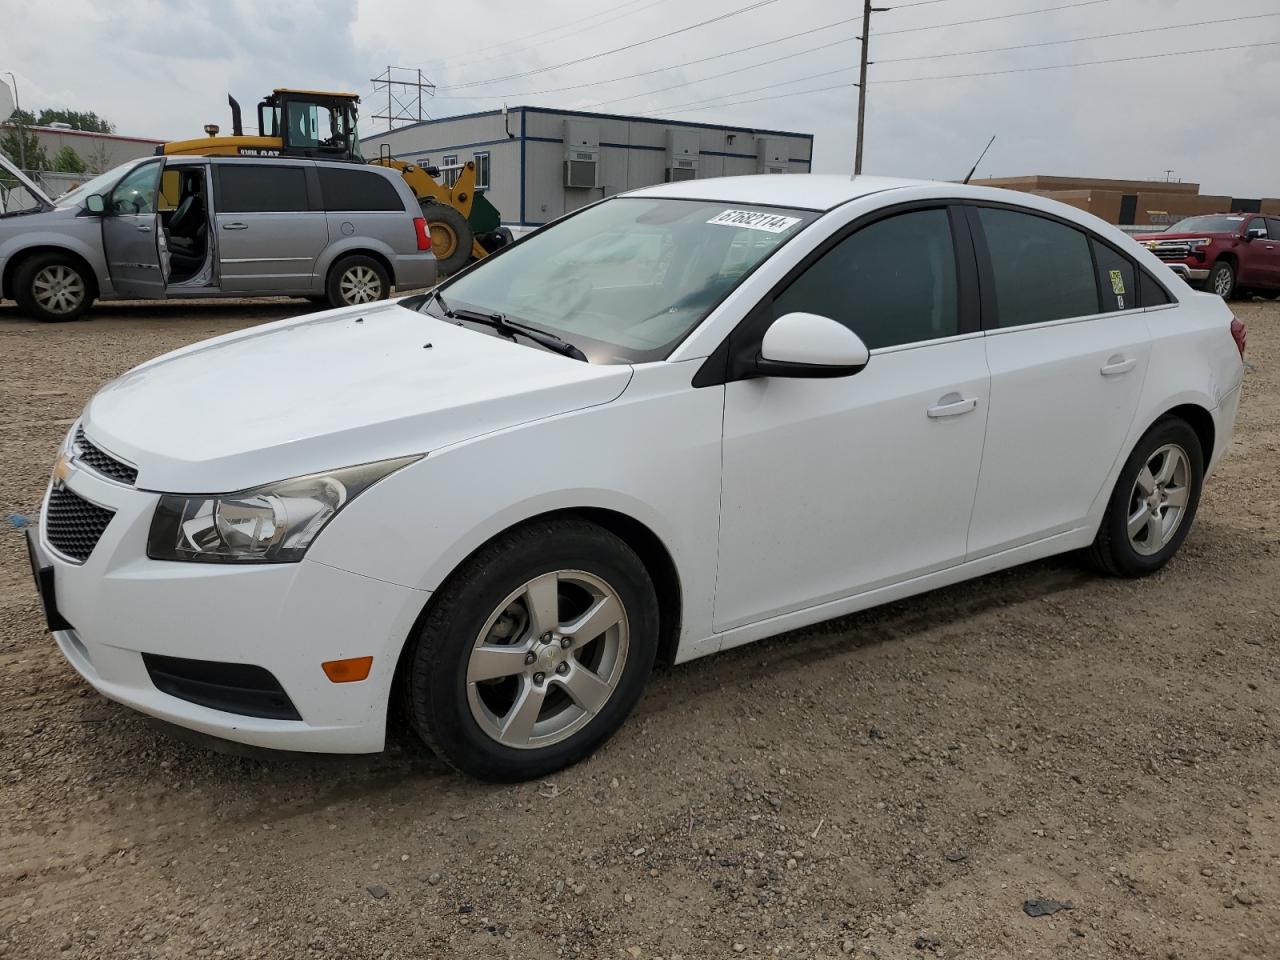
[212,161,327,294]
[964,204,1151,557]
[100,159,165,298]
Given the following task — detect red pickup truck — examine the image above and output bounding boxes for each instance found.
[1134,214,1280,299]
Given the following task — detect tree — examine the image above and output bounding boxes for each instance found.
[35,108,115,134]
[51,145,86,173]
[0,109,49,171]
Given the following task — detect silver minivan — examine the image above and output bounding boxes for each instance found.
[0,154,436,322]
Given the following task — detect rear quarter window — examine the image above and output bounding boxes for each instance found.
[318,168,405,212]
[1140,269,1174,306]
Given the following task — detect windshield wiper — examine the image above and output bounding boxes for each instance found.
[447,306,588,362]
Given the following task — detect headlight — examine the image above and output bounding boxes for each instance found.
[147,456,420,563]
[1187,238,1211,249]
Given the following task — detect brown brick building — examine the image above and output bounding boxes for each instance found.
[971,174,1280,228]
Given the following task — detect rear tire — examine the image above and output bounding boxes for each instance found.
[420,200,474,275]
[1087,417,1204,578]
[1208,260,1236,300]
[325,254,390,308]
[403,518,659,782]
[14,252,94,322]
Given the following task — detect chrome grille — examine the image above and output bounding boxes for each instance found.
[73,426,137,485]
[45,486,115,563]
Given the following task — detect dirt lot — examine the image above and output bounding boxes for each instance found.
[0,297,1277,960]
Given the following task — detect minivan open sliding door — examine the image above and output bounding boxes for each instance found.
[101,160,166,298]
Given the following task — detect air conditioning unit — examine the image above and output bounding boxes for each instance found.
[757,137,788,175]
[564,119,600,189]
[666,129,699,183]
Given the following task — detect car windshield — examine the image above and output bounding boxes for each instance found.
[1165,215,1246,234]
[428,197,818,364]
[56,159,147,207]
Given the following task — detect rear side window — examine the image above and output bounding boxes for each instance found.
[976,207,1099,326]
[217,165,309,213]
[1091,240,1136,312]
[1267,218,1280,240]
[1140,270,1174,306]
[773,208,959,350]
[317,167,405,212]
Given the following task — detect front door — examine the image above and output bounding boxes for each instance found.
[100,160,165,298]
[212,162,328,294]
[715,207,990,631]
[964,205,1151,557]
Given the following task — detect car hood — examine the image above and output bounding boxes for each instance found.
[83,301,633,493]
[1132,231,1234,242]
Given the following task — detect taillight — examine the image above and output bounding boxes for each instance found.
[1230,317,1246,359]
[414,217,432,252]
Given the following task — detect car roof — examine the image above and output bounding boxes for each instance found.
[625,174,938,211]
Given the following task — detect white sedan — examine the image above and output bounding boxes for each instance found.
[27,175,1246,780]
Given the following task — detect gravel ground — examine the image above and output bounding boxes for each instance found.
[0,297,1277,960]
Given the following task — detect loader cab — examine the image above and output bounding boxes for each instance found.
[258,90,363,162]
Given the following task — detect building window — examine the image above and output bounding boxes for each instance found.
[443,154,458,188]
[474,151,491,190]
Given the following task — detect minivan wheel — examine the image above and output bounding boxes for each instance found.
[1087,417,1204,578]
[1208,260,1236,299]
[404,518,659,781]
[14,252,94,322]
[327,255,390,307]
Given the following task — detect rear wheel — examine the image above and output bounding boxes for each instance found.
[14,252,94,322]
[326,254,390,308]
[1087,417,1204,578]
[420,201,474,275]
[403,518,659,781]
[1208,260,1236,299]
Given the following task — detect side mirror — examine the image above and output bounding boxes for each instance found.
[757,312,869,378]
[85,194,105,215]
[1245,226,1267,241]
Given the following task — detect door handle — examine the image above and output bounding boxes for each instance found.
[222,222,248,231]
[927,394,978,418]
[1100,356,1137,376]
[135,223,152,232]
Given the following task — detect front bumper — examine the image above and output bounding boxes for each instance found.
[1162,263,1210,283]
[28,462,430,753]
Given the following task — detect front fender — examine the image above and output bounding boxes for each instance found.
[0,220,111,296]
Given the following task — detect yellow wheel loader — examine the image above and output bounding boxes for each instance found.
[162,90,511,273]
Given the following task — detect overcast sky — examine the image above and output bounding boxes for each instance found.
[4,0,1278,195]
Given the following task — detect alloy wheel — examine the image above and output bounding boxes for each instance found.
[32,265,86,316]
[466,570,629,750]
[1213,267,1233,298]
[1127,443,1191,556]
[339,265,382,304]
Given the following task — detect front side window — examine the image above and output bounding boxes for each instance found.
[216,164,309,213]
[317,168,403,212]
[773,208,959,350]
[1246,216,1267,238]
[474,151,491,189]
[1091,240,1136,312]
[432,197,817,363]
[977,207,1098,327]
[109,161,162,215]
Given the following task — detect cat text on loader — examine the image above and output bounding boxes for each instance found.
[162,90,512,273]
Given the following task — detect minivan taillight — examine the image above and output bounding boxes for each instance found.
[1230,317,1247,359]
[414,217,432,252]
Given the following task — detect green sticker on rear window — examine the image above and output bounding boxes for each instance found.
[1109,269,1126,295]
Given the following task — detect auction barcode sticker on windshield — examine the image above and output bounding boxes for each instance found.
[707,209,802,234]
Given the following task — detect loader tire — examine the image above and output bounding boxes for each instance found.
[422,201,474,275]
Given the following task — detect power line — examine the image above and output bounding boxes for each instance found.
[637,39,1280,116]
[441,0,785,91]
[436,0,676,71]
[872,11,1280,64]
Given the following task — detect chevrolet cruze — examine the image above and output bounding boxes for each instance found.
[27,175,1246,781]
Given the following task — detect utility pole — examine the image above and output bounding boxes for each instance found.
[4,72,25,171]
[854,1,888,176]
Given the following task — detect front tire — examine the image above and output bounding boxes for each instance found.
[1087,417,1204,578]
[420,200,474,275]
[1208,260,1236,300]
[404,518,659,781]
[326,254,390,308]
[14,252,94,322]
